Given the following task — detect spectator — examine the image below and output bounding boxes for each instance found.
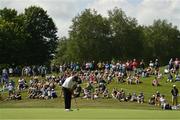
[51,89,57,99]
[174,58,179,74]
[15,91,22,100]
[73,84,82,98]
[137,92,144,104]
[155,91,161,106]
[175,74,180,82]
[131,92,137,102]
[18,77,25,91]
[171,85,179,106]
[167,72,173,82]
[159,95,166,109]
[7,83,14,97]
[152,77,159,86]
[149,95,155,105]
[125,93,132,102]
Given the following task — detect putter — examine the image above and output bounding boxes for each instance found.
[74,98,79,111]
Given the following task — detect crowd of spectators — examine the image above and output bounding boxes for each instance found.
[0,58,179,109]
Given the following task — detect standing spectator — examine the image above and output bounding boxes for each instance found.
[174,58,179,74]
[139,59,145,71]
[9,67,13,76]
[168,58,174,70]
[18,77,25,91]
[154,59,160,75]
[7,83,14,97]
[171,85,179,106]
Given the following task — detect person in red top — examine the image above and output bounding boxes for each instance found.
[132,59,138,71]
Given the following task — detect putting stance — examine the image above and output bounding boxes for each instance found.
[62,75,79,111]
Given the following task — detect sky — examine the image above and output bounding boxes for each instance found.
[1,0,180,37]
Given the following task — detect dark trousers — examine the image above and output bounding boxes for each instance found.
[63,87,72,109]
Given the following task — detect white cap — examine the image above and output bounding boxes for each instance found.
[173,85,176,87]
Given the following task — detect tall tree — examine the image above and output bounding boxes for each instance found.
[24,6,58,64]
[108,7,144,60]
[143,19,180,64]
[0,6,58,65]
[66,9,111,62]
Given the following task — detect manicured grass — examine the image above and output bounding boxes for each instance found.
[0,108,180,120]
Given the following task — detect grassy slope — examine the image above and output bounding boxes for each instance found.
[0,68,180,109]
[0,108,180,120]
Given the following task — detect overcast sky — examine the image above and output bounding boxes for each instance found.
[1,0,180,37]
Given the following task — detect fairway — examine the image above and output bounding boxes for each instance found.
[0,108,180,120]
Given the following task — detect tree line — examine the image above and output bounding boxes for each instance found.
[0,6,58,66]
[1,6,180,66]
[55,8,180,65]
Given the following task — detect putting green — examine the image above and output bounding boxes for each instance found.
[0,108,180,120]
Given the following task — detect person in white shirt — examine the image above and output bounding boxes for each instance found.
[62,75,79,111]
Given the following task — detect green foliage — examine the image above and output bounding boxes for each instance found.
[143,20,180,64]
[66,9,111,62]
[55,7,180,64]
[108,8,144,60]
[0,6,58,65]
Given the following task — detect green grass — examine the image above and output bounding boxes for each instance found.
[0,108,180,120]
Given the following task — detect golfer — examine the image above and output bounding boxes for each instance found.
[171,85,179,106]
[62,75,79,111]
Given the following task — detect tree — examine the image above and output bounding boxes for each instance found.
[0,6,58,65]
[65,9,111,62]
[23,6,58,64]
[108,7,144,60]
[143,19,180,64]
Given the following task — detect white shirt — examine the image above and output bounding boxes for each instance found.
[62,76,76,90]
[160,97,166,106]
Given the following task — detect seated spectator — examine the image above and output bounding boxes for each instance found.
[152,77,159,86]
[155,91,161,106]
[134,74,140,84]
[175,74,180,82]
[126,74,133,84]
[51,89,57,99]
[9,79,15,87]
[82,88,91,99]
[116,89,126,102]
[92,89,99,99]
[102,88,109,98]
[99,83,106,93]
[15,91,22,100]
[111,88,117,99]
[107,74,113,84]
[159,95,167,109]
[157,72,163,80]
[137,92,144,104]
[131,92,137,102]
[73,84,82,98]
[149,95,155,105]
[125,93,132,101]
[163,103,172,110]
